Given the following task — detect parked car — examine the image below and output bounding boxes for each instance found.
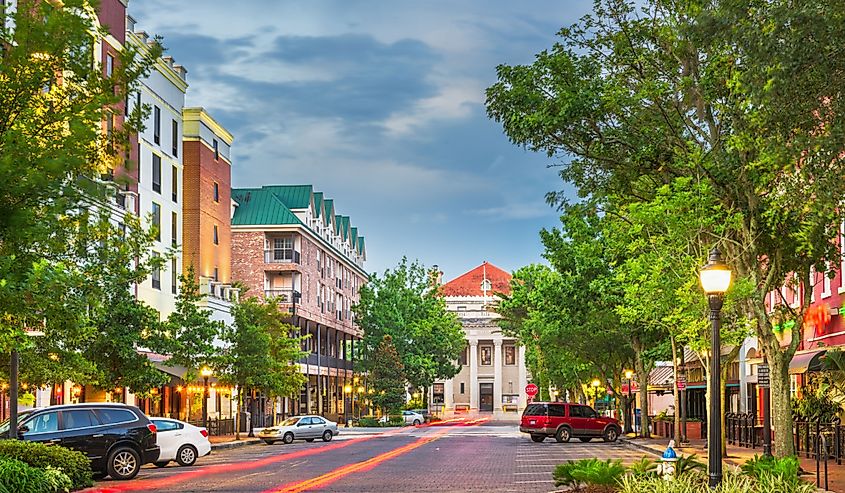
[519,402,621,444]
[149,418,211,467]
[0,403,159,480]
[259,415,338,444]
[379,410,424,426]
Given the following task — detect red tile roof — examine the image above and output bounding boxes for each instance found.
[440,261,512,297]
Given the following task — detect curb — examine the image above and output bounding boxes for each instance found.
[211,439,261,451]
[619,438,744,466]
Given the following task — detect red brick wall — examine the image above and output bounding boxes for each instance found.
[97,0,126,44]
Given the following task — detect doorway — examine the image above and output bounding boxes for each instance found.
[479,383,494,412]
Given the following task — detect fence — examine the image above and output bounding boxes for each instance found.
[188,418,235,436]
[793,418,843,465]
[726,413,759,448]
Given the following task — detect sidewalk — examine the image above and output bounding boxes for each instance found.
[208,434,261,451]
[621,435,842,492]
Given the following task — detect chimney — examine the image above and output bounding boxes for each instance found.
[162,55,174,68]
[136,30,148,43]
[173,64,188,81]
[432,265,443,285]
[126,15,136,32]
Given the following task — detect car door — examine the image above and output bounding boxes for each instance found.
[567,405,588,436]
[151,419,182,461]
[583,406,605,436]
[402,411,412,425]
[59,409,110,461]
[295,417,315,438]
[19,411,63,447]
[310,417,327,436]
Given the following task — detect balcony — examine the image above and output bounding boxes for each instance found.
[264,288,300,302]
[264,249,301,264]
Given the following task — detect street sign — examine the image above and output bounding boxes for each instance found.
[757,364,770,388]
[525,383,539,397]
[676,375,686,390]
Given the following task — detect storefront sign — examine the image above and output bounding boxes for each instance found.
[757,364,770,388]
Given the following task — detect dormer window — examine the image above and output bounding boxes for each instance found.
[481,279,492,291]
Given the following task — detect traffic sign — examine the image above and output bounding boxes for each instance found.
[757,364,770,388]
[525,383,539,397]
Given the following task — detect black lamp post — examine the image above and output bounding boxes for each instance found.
[343,384,352,427]
[678,356,688,445]
[761,353,772,457]
[624,370,634,435]
[201,367,212,429]
[699,247,732,489]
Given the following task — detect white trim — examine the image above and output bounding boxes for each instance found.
[809,330,845,342]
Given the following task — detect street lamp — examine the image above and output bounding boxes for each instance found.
[357,386,365,419]
[343,384,352,427]
[699,247,732,488]
[591,379,601,407]
[677,356,688,445]
[201,367,213,429]
[624,370,634,435]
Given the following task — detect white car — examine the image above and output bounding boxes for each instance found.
[149,418,211,467]
[379,410,424,426]
[259,415,339,444]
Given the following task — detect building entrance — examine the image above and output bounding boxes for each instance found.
[479,383,494,412]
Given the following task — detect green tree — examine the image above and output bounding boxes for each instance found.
[369,335,406,415]
[353,258,464,399]
[160,266,225,380]
[217,296,306,438]
[486,0,845,456]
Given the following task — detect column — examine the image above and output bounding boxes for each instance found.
[494,340,503,413]
[469,339,479,411]
[518,344,528,411]
[444,379,454,415]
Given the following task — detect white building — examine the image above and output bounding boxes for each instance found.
[431,262,529,419]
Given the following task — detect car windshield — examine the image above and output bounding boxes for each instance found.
[0,411,32,434]
[279,417,300,427]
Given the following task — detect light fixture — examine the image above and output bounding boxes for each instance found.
[699,248,732,294]
[624,369,634,380]
[344,385,353,394]
[200,366,213,377]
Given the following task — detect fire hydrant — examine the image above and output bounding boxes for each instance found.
[658,440,678,481]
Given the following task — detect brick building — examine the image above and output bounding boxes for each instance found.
[231,185,367,421]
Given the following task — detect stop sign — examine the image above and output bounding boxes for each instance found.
[525,383,539,397]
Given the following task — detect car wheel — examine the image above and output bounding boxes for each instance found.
[263,439,276,445]
[153,461,169,468]
[176,445,198,467]
[322,430,333,442]
[603,427,619,443]
[107,447,140,480]
[555,427,571,443]
[530,434,545,443]
[283,432,294,444]
[413,419,421,426]
[579,437,592,443]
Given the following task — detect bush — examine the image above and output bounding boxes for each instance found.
[553,458,626,489]
[358,417,380,428]
[386,415,404,427]
[0,456,50,493]
[0,440,92,490]
[618,467,816,493]
[41,467,72,493]
[627,457,657,478]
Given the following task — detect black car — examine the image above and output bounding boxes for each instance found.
[0,403,159,480]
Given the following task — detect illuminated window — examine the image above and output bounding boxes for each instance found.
[480,346,492,366]
[504,346,516,365]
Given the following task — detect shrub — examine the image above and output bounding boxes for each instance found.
[627,457,657,478]
[675,454,706,475]
[618,467,816,493]
[386,415,404,427]
[42,467,72,493]
[358,417,380,428]
[553,458,626,489]
[0,456,49,493]
[0,440,92,490]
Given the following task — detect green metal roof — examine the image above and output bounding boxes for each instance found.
[323,199,334,226]
[261,185,313,210]
[357,236,365,256]
[313,192,324,218]
[231,188,303,226]
[340,216,350,241]
[350,227,358,252]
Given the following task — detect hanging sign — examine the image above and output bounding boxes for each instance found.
[757,364,770,388]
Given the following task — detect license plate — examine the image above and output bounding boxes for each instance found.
[529,420,536,425]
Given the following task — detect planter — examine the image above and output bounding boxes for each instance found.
[683,421,702,439]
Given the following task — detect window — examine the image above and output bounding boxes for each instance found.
[822,268,832,298]
[273,237,294,261]
[151,252,161,290]
[62,410,100,430]
[151,202,161,241]
[213,138,219,160]
[22,412,58,434]
[213,225,219,245]
[504,346,516,365]
[480,346,492,366]
[481,279,492,291]
[213,182,219,202]
[569,405,588,418]
[95,408,136,424]
[460,382,465,394]
[171,212,177,246]
[153,105,160,144]
[152,154,161,193]
[810,267,816,302]
[171,258,177,295]
[459,346,468,366]
[213,267,219,282]
[151,420,181,432]
[523,404,547,417]
[171,119,178,157]
[171,165,178,202]
[548,405,566,417]
[105,54,114,77]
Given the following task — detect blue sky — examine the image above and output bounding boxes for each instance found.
[129,1,592,280]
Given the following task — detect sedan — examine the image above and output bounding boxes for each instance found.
[379,410,424,426]
[260,415,338,445]
[149,418,211,467]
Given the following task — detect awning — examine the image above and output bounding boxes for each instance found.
[788,350,826,374]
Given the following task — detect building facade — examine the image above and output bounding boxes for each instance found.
[431,262,528,418]
[230,185,367,422]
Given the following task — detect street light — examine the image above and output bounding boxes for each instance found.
[624,369,634,435]
[344,384,353,427]
[590,379,601,407]
[677,356,688,445]
[201,367,213,429]
[357,386,365,419]
[699,247,732,488]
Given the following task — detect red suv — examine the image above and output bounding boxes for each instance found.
[519,402,621,443]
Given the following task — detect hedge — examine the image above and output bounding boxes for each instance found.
[0,456,72,493]
[0,440,92,490]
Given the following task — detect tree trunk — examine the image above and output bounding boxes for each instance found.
[769,348,793,456]
[235,390,242,440]
[635,357,650,438]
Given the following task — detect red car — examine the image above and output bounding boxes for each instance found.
[519,402,621,443]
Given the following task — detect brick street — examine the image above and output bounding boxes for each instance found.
[85,421,649,493]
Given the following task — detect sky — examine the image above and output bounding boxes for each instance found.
[128,1,592,280]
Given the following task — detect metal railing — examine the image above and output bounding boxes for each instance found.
[188,418,235,436]
[726,413,758,448]
[264,249,301,264]
[264,288,298,302]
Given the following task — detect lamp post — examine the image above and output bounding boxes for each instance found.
[357,386,365,419]
[678,356,688,445]
[761,352,772,457]
[624,370,634,435]
[200,367,213,429]
[699,247,732,488]
[343,384,352,427]
[591,379,601,408]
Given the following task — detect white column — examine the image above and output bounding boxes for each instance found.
[494,340,503,412]
[444,379,454,414]
[469,339,479,411]
[518,344,528,411]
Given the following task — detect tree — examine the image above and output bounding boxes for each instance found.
[486,0,845,456]
[353,258,464,398]
[369,335,406,415]
[217,296,306,438]
[160,266,224,380]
